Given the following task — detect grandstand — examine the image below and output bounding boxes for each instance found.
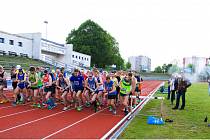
[0,55,52,71]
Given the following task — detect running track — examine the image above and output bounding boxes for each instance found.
[0,80,162,139]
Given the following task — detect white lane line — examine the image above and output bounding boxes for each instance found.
[0,108,37,119]
[41,107,108,140]
[0,109,72,133]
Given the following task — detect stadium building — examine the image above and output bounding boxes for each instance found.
[0,30,91,71]
[128,55,151,72]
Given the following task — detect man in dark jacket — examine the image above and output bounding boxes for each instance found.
[172,75,191,110]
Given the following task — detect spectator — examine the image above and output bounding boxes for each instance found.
[172,75,191,110]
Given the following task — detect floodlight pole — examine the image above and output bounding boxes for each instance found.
[44,21,48,39]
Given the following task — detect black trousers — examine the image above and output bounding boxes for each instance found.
[175,91,185,109]
[171,90,176,104]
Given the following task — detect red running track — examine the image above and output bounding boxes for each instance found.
[0,80,163,139]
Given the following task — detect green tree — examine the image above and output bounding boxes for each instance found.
[168,64,181,74]
[187,64,195,73]
[126,62,131,70]
[154,66,162,73]
[162,64,167,73]
[66,19,124,69]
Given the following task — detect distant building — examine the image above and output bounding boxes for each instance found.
[0,30,91,72]
[128,55,151,72]
[183,56,208,73]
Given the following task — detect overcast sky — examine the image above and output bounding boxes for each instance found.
[1,0,210,70]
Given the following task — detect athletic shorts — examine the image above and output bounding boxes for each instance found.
[120,92,128,97]
[18,82,26,89]
[12,82,17,89]
[31,87,38,90]
[135,87,139,92]
[44,86,53,93]
[51,84,56,94]
[86,89,98,94]
[73,87,84,93]
[58,87,69,93]
[108,94,117,99]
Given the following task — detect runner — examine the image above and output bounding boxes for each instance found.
[0,66,9,104]
[83,72,98,108]
[70,69,84,111]
[11,66,18,91]
[56,73,70,111]
[28,66,40,108]
[119,74,132,115]
[95,70,104,107]
[104,75,117,115]
[12,68,26,106]
[42,69,55,110]
[129,72,137,108]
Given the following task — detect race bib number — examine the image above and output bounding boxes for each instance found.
[121,88,126,91]
[74,81,79,86]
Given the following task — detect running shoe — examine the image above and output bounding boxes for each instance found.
[76,106,83,111]
[109,106,112,112]
[124,110,129,116]
[85,102,91,107]
[62,106,70,111]
[37,103,41,108]
[0,100,9,104]
[31,103,37,107]
[112,109,117,115]
[12,101,17,106]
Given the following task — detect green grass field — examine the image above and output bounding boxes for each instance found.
[120,82,210,139]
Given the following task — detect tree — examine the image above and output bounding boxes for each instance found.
[66,19,124,69]
[168,64,181,74]
[162,64,167,73]
[154,66,162,73]
[187,64,195,73]
[126,62,131,70]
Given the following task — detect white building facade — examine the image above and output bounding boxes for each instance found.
[183,56,208,73]
[128,55,151,72]
[0,30,91,71]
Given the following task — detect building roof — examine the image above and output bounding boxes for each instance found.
[0,30,32,40]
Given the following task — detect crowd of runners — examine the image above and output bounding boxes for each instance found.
[0,65,143,115]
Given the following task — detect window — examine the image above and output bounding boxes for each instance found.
[82,57,83,60]
[79,56,80,59]
[9,40,14,45]
[84,58,86,60]
[87,58,89,61]
[0,38,4,43]
[72,55,74,58]
[18,42,22,47]
[76,55,77,59]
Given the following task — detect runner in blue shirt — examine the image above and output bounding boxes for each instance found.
[70,69,84,111]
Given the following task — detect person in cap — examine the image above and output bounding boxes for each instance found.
[172,75,191,110]
[0,65,9,104]
[12,68,26,106]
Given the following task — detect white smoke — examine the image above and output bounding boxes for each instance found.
[168,65,210,83]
